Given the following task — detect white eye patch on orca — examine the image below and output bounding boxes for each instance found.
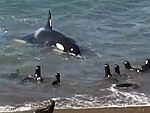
[70,48,74,52]
[56,43,64,51]
[34,28,45,38]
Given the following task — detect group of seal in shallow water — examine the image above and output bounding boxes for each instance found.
[105,59,150,88]
[31,60,149,113]
[6,60,149,113]
[22,65,61,85]
[6,65,61,86]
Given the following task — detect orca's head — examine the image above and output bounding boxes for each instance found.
[55,42,80,56]
[67,43,80,56]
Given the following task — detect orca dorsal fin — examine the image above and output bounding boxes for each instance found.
[45,10,52,30]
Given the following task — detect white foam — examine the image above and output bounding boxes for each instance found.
[0,106,32,112]
[50,87,150,109]
[68,52,76,56]
[1,92,150,112]
[53,48,65,54]
[106,84,150,105]
[1,84,150,111]
[14,39,27,44]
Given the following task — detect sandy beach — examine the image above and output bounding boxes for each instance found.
[3,105,150,113]
[54,106,150,113]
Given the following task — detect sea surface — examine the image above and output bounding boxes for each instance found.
[0,0,150,112]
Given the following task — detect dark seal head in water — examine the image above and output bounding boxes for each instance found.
[34,65,44,83]
[123,60,150,73]
[138,59,150,72]
[34,100,55,113]
[114,64,128,79]
[52,73,60,86]
[20,10,80,56]
[104,64,119,83]
[123,61,142,72]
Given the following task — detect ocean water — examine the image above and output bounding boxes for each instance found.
[0,0,150,112]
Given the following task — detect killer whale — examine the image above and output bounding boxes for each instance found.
[20,10,80,56]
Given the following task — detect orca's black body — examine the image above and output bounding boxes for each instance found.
[20,10,80,56]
